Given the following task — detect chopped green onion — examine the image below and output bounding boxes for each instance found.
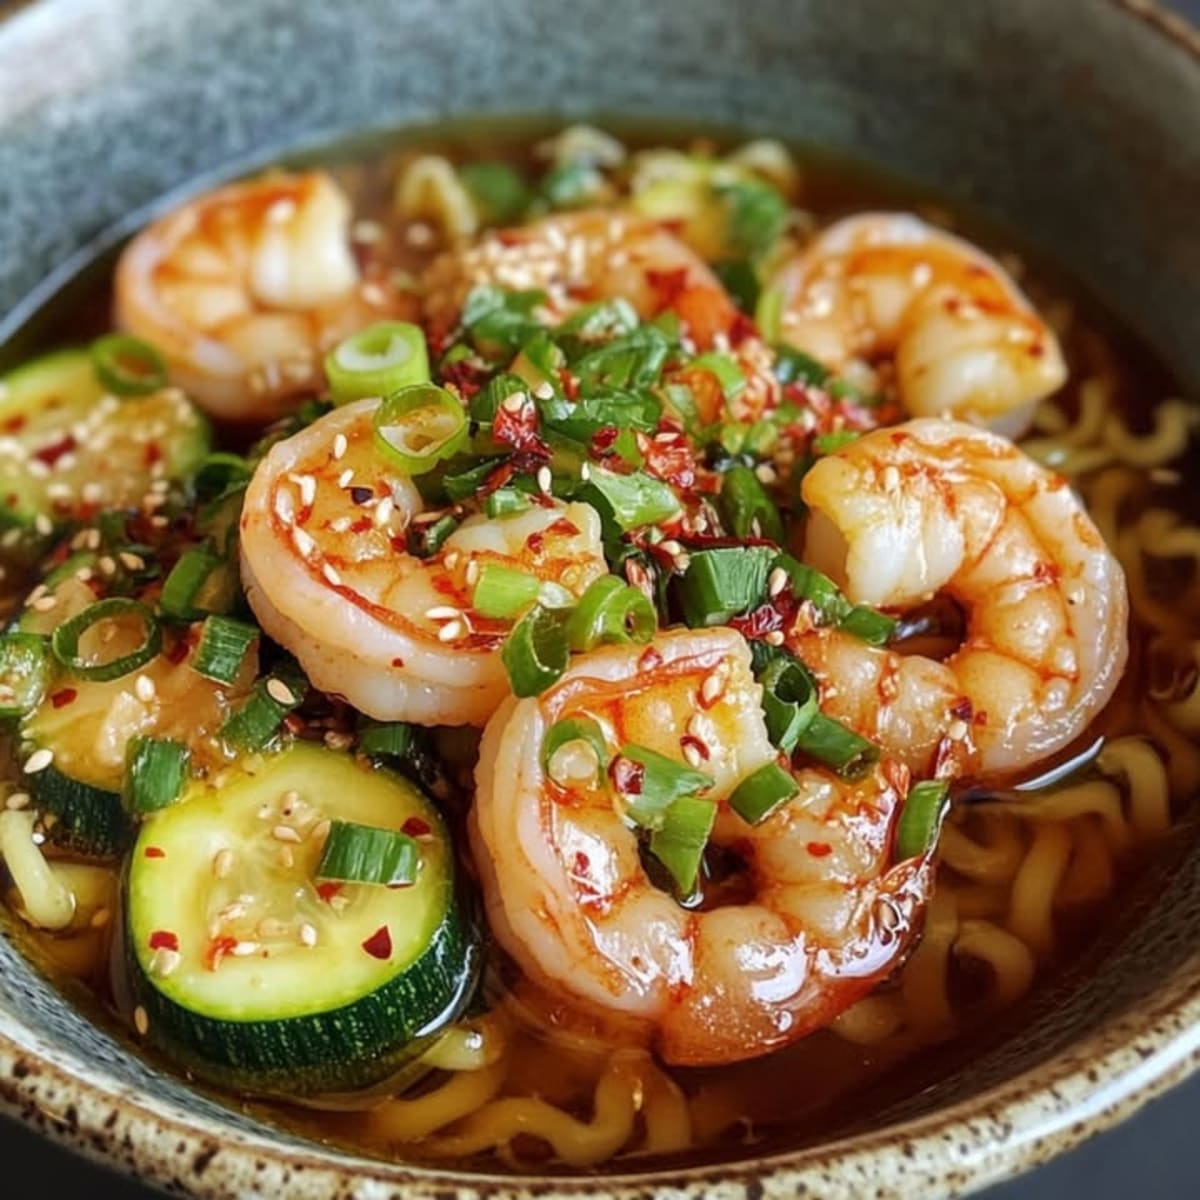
[649,795,717,895]
[124,736,190,814]
[557,298,640,343]
[610,744,712,831]
[0,633,50,719]
[159,549,227,620]
[795,712,879,779]
[458,161,531,224]
[718,465,785,543]
[689,352,746,400]
[373,383,468,475]
[407,513,459,559]
[325,322,430,406]
[813,430,861,455]
[565,575,656,651]
[573,326,671,391]
[192,615,258,684]
[485,487,532,518]
[717,179,789,261]
[542,717,609,786]
[539,161,603,210]
[90,334,167,396]
[728,761,799,825]
[50,599,162,682]
[473,563,542,620]
[712,258,760,313]
[469,371,527,428]
[193,451,252,500]
[357,720,416,759]
[896,779,952,860]
[677,545,776,627]
[543,389,661,443]
[501,604,570,697]
[755,286,784,341]
[460,285,546,358]
[220,671,307,750]
[772,344,831,387]
[443,456,504,502]
[759,656,819,755]
[837,604,897,647]
[316,819,420,887]
[581,467,681,531]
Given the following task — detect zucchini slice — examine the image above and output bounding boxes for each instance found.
[0,348,210,557]
[125,744,479,1094]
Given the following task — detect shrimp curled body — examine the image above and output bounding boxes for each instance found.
[794,418,1128,777]
[768,214,1067,436]
[470,627,930,1066]
[116,171,405,422]
[239,400,608,726]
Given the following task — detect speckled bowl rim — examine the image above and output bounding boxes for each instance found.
[1,0,1199,1196]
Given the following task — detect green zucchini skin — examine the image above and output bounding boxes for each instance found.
[30,763,131,859]
[127,888,481,1095]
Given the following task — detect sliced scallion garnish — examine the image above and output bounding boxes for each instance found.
[192,615,258,685]
[718,465,785,543]
[485,487,532,518]
[795,712,879,779]
[316,819,421,887]
[325,322,430,406]
[565,575,656,651]
[0,633,50,719]
[610,744,712,831]
[728,760,799,826]
[896,779,952,860]
[50,598,162,682]
[373,383,468,475]
[542,717,609,786]
[458,161,531,225]
[473,563,543,621]
[689,351,746,400]
[220,671,307,750]
[581,467,681,531]
[124,736,190,814]
[501,604,570,698]
[648,795,717,895]
[90,334,168,396]
[677,545,776,627]
[759,656,819,755]
[357,720,416,759]
[837,604,896,647]
[159,549,228,621]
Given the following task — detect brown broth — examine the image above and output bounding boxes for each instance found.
[1,117,1197,1172]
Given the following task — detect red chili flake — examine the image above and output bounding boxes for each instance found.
[143,846,166,859]
[349,516,373,533]
[439,358,485,399]
[546,517,580,537]
[401,816,432,839]
[492,403,548,457]
[646,267,690,311]
[609,755,645,796]
[728,311,757,346]
[641,435,698,491]
[591,425,620,456]
[729,600,794,640]
[1,414,26,433]
[973,709,989,727]
[316,881,343,903]
[143,442,163,467]
[806,842,832,858]
[148,930,179,952]
[166,638,191,664]
[50,688,78,709]
[391,656,406,668]
[362,925,392,960]
[33,434,76,467]
[204,935,238,971]
[680,734,710,762]
[525,531,545,555]
[950,697,974,721]
[557,368,579,401]
[637,646,663,673]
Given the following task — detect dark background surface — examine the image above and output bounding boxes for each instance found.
[3,0,1200,1196]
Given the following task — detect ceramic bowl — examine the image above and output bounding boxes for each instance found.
[1,1,1198,1196]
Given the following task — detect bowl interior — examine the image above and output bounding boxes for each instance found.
[1,0,1199,1195]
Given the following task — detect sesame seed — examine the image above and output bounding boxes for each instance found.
[33,514,53,536]
[948,718,969,741]
[213,848,234,879]
[768,567,789,598]
[323,730,354,751]
[152,948,182,978]
[84,529,101,550]
[755,463,778,485]
[580,461,591,481]
[119,551,145,571]
[90,907,111,929]
[291,527,316,557]
[406,221,434,247]
[464,560,480,587]
[765,629,786,646]
[133,1006,149,1035]
[536,466,553,494]
[322,563,342,586]
[31,595,58,613]
[98,555,117,576]
[374,496,394,527]
[425,605,462,621]
[437,619,465,642]
[533,381,554,400]
[682,742,704,768]
[296,474,316,508]
[266,197,297,224]
[501,391,527,415]
[333,433,348,460]
[26,584,47,606]
[81,482,103,504]
[881,465,901,492]
[134,674,157,703]
[23,748,54,774]
[659,539,683,557]
[266,678,297,706]
[299,923,318,947]
[231,941,261,957]
[4,792,30,810]
[700,671,726,707]
[337,468,354,488]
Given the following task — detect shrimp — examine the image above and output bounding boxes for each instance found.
[423,210,777,423]
[239,399,608,726]
[767,214,1067,436]
[792,418,1128,777]
[115,171,408,422]
[470,627,931,1066]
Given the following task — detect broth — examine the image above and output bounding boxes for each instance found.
[0,119,1197,1172]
